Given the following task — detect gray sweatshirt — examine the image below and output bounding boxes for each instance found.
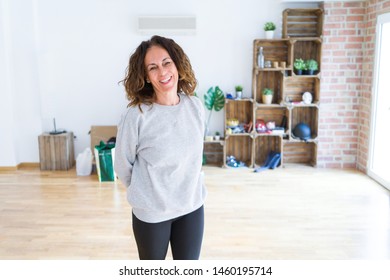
[114,93,207,223]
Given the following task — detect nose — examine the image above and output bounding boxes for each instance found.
[158,66,167,76]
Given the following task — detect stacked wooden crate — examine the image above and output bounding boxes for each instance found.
[223,8,323,168]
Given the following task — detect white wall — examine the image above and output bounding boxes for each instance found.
[0,0,318,166]
[0,0,17,166]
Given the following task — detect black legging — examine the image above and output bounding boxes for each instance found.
[132,205,204,260]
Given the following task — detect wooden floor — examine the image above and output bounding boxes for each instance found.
[0,165,389,260]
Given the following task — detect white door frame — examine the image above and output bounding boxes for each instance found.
[367,12,390,191]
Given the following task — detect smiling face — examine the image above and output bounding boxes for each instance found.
[144,45,179,98]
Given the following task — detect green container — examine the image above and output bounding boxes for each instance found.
[94,141,116,182]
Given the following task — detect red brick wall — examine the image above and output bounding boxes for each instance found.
[319,1,366,169]
[319,0,390,171]
[358,0,390,172]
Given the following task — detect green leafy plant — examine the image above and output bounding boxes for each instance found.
[305,59,318,71]
[293,58,306,70]
[235,85,243,92]
[204,86,225,137]
[262,88,273,95]
[264,22,276,31]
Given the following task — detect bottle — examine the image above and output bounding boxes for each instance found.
[258,47,264,68]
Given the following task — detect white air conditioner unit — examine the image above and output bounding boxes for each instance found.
[137,16,196,35]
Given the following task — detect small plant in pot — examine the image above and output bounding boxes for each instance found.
[293,58,305,75]
[264,22,276,39]
[262,88,273,105]
[235,85,243,99]
[214,131,221,141]
[305,59,318,75]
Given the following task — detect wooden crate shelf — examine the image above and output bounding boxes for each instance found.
[38,132,75,170]
[221,8,322,170]
[255,107,289,134]
[292,38,322,75]
[290,106,319,141]
[254,135,283,167]
[224,135,253,168]
[282,76,320,105]
[253,71,284,105]
[253,39,292,69]
[282,8,324,38]
[203,141,224,167]
[225,99,253,124]
[283,141,317,167]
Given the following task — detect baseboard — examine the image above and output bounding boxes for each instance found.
[0,162,40,171]
[0,166,18,171]
[17,162,40,169]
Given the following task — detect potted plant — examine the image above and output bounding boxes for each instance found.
[305,59,318,75]
[293,58,305,75]
[204,86,225,138]
[264,22,276,39]
[235,85,243,99]
[214,131,221,141]
[262,88,273,104]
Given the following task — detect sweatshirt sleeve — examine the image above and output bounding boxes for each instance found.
[114,108,138,188]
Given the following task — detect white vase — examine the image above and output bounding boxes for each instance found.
[265,30,274,39]
[262,94,273,105]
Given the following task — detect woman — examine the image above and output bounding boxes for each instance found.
[115,35,206,260]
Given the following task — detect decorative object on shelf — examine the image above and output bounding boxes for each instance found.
[266,121,276,130]
[270,127,285,135]
[273,61,279,68]
[264,60,272,68]
[305,59,318,75]
[302,91,313,104]
[226,155,246,168]
[226,118,239,128]
[258,46,265,68]
[280,61,287,68]
[254,151,281,172]
[293,58,305,75]
[280,115,287,129]
[231,125,246,134]
[214,131,221,141]
[262,88,273,104]
[235,85,243,100]
[243,121,253,133]
[264,22,276,39]
[225,93,234,99]
[292,122,311,142]
[227,118,246,134]
[255,119,267,133]
[203,86,225,138]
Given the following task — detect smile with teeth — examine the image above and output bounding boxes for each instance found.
[160,76,172,84]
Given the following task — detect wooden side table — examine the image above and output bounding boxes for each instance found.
[38,132,75,170]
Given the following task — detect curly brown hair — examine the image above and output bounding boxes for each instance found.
[120,35,197,108]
